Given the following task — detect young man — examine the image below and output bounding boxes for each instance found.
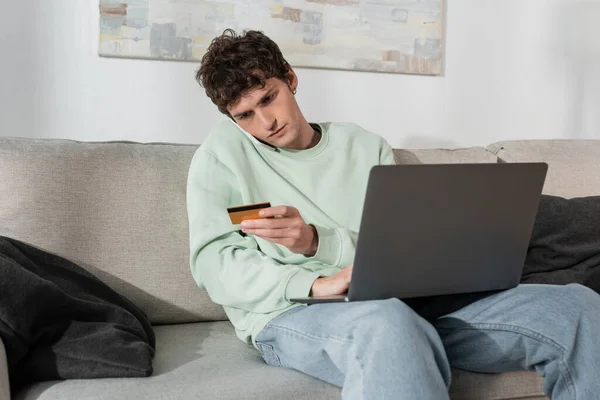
[187,29,600,399]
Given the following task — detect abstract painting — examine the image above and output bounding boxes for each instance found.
[99,0,444,75]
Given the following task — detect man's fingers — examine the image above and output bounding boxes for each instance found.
[241,218,293,229]
[258,205,298,218]
[242,228,291,238]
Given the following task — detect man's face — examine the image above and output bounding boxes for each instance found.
[227,71,304,149]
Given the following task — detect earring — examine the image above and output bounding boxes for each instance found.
[292,89,297,95]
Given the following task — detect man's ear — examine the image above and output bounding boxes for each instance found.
[286,67,298,92]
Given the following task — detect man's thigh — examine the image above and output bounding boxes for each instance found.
[255,304,347,387]
[255,298,444,387]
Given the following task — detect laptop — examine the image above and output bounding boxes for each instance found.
[290,162,548,305]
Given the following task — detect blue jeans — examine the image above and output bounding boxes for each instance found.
[255,284,600,399]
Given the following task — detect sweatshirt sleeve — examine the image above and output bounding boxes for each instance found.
[309,138,396,267]
[309,225,358,268]
[380,139,396,165]
[186,149,320,313]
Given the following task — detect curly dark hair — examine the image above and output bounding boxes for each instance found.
[196,29,291,116]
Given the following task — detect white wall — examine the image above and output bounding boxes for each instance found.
[1,0,599,148]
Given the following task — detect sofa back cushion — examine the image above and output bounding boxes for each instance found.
[0,138,227,324]
[0,139,498,325]
[488,140,600,198]
[394,147,498,165]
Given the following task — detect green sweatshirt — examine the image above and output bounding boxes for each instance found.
[186,119,395,346]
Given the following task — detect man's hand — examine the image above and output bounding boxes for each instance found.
[240,206,318,255]
[311,264,353,297]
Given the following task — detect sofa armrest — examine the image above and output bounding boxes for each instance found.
[0,337,9,400]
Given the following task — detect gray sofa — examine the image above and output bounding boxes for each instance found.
[1,136,599,400]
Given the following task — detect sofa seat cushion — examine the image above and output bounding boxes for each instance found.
[488,140,600,198]
[14,322,339,400]
[14,322,545,400]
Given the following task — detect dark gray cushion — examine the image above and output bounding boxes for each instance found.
[523,195,600,292]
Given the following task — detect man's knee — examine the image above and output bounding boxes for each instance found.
[532,284,600,326]
[355,298,433,337]
[352,298,451,384]
[520,283,598,305]
[561,283,600,309]
[362,297,416,318]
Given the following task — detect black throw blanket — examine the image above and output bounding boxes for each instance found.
[0,236,155,393]
[407,194,600,321]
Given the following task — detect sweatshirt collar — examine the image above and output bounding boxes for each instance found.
[230,120,328,158]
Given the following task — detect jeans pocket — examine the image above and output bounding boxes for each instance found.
[256,342,282,367]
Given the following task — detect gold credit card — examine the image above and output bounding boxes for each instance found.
[227,202,271,224]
